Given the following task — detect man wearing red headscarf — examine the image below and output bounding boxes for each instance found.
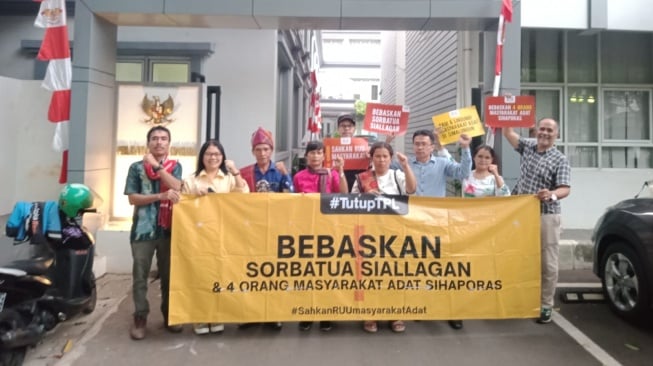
[238,127,292,330]
[240,127,293,194]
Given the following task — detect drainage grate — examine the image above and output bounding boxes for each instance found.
[560,288,605,303]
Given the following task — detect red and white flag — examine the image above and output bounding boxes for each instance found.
[34,0,70,183]
[487,0,513,147]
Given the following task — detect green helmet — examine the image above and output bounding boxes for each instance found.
[59,183,93,218]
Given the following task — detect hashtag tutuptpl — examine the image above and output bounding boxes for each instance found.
[292,307,297,315]
[329,196,339,209]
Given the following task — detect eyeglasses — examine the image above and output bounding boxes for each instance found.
[339,124,355,129]
[204,152,222,158]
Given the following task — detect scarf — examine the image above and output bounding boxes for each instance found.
[308,167,330,193]
[355,170,378,193]
[144,158,177,230]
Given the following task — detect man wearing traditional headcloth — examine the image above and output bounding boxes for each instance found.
[240,127,293,193]
[239,127,292,330]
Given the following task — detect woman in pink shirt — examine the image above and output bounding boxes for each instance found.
[293,141,348,194]
[293,141,347,332]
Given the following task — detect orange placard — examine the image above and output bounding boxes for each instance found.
[363,103,410,135]
[323,137,370,170]
[484,95,536,127]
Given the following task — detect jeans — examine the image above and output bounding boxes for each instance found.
[131,233,171,320]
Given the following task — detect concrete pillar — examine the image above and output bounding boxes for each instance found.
[69,5,117,214]
[483,6,521,190]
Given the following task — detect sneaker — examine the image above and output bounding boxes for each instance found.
[448,320,463,330]
[319,321,332,332]
[130,316,147,340]
[193,323,210,335]
[299,322,312,331]
[210,323,225,333]
[537,308,553,324]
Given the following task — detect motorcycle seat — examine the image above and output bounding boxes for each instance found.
[1,256,54,276]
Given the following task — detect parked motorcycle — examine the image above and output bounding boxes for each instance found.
[0,184,99,366]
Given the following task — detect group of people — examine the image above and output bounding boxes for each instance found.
[123,113,571,340]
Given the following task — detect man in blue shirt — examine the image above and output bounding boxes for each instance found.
[396,129,472,330]
[239,127,292,330]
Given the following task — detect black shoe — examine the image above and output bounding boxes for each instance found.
[448,320,463,330]
[266,322,283,330]
[319,321,332,332]
[163,319,183,333]
[238,323,260,329]
[299,322,312,331]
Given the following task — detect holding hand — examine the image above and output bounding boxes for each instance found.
[143,153,159,166]
[224,159,239,175]
[459,133,471,148]
[276,161,288,175]
[488,164,499,176]
[396,152,409,167]
[334,156,345,173]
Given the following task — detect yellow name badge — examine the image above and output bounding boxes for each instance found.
[432,106,486,145]
[168,193,541,325]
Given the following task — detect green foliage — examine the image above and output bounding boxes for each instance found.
[354,100,367,124]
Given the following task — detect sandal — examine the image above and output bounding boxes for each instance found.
[363,321,378,333]
[390,320,405,333]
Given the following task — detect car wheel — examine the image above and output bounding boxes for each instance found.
[600,242,651,322]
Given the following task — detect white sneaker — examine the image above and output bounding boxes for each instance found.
[210,323,225,333]
[193,323,210,335]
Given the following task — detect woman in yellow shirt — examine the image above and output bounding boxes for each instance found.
[181,139,249,335]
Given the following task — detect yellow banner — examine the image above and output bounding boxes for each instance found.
[432,106,486,145]
[169,194,541,324]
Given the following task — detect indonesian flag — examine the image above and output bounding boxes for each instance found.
[35,0,70,183]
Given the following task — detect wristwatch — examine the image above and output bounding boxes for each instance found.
[550,193,558,202]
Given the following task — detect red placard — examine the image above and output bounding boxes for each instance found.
[323,137,370,171]
[484,95,536,127]
[363,103,410,135]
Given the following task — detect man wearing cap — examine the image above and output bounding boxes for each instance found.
[239,127,292,330]
[336,113,366,191]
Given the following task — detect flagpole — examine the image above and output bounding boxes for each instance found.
[486,0,512,148]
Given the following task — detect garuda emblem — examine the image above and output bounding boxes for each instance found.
[141,94,174,125]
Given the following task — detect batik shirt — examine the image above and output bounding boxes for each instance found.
[124,161,182,242]
[513,137,571,214]
[462,174,511,197]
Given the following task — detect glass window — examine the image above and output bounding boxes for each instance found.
[568,33,597,83]
[603,90,650,141]
[567,87,598,142]
[520,89,560,138]
[521,29,563,83]
[152,63,189,83]
[116,62,144,82]
[602,147,653,169]
[567,146,597,168]
[601,33,653,84]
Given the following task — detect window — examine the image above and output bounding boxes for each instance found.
[521,29,563,83]
[116,58,190,82]
[521,30,653,169]
[371,85,379,100]
[603,90,650,141]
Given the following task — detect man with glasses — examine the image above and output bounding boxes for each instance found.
[336,114,366,191]
[399,129,472,330]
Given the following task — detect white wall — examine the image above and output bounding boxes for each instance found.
[521,0,588,29]
[117,27,278,169]
[563,169,653,229]
[606,0,653,31]
[0,77,63,215]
